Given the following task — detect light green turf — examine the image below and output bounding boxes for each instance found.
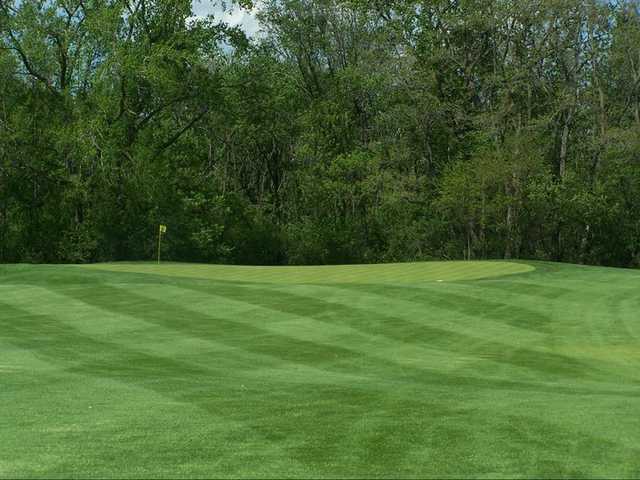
[1,261,640,478]
[83,260,534,283]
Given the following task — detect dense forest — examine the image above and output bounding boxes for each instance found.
[1,0,640,266]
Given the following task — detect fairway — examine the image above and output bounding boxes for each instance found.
[1,261,640,478]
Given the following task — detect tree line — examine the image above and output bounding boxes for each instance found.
[1,0,640,267]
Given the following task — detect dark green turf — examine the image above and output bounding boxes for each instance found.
[1,261,639,478]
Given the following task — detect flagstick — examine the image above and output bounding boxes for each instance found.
[157,227,162,265]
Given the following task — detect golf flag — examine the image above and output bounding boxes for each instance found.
[157,224,166,264]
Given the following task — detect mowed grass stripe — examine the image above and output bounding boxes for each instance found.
[41,272,639,393]
[173,280,600,382]
[127,278,540,377]
[81,285,381,387]
[0,290,349,473]
[0,285,248,367]
[1,284,512,475]
[27,282,370,387]
[31,277,599,397]
[119,282,513,378]
[0,301,309,476]
[128,281,638,396]
[103,276,624,395]
[49,281,471,389]
[316,282,554,336]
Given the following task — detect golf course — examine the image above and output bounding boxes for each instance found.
[1,260,639,478]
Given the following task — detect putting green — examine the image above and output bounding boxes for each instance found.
[83,260,534,283]
[1,260,639,478]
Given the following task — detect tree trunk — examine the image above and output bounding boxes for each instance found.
[599,86,607,138]
[559,108,573,180]
[505,202,513,260]
[480,183,486,259]
[504,171,518,259]
[580,224,590,264]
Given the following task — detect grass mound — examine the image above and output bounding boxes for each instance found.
[84,260,534,283]
[1,260,639,477]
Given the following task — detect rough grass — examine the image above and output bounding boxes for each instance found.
[1,261,639,478]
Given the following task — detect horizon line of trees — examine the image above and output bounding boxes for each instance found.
[1,0,640,267]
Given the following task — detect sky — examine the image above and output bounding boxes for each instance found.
[191,1,262,36]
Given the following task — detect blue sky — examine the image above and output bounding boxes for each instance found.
[191,1,261,36]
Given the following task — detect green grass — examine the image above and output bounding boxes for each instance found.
[82,260,534,283]
[1,260,639,478]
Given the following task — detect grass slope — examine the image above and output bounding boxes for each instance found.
[1,261,639,478]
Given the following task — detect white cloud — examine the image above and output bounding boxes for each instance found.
[191,1,261,36]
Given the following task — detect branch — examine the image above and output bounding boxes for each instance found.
[5,30,59,95]
[154,107,210,157]
[136,94,194,131]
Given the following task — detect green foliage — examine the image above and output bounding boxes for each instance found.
[182,193,230,262]
[2,0,640,267]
